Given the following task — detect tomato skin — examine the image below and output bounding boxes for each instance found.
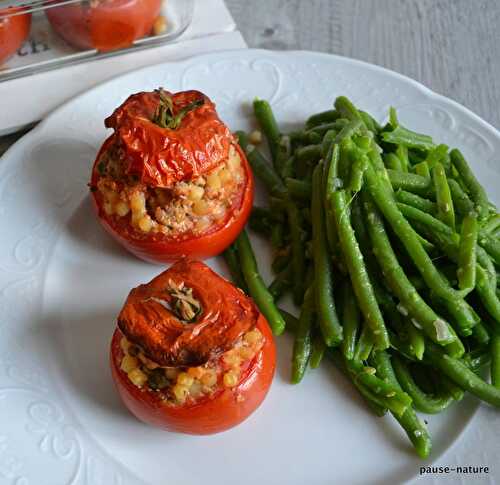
[110,314,276,434]
[45,0,161,51]
[90,136,254,263]
[0,9,31,64]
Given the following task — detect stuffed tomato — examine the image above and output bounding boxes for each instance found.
[110,259,276,434]
[90,89,254,263]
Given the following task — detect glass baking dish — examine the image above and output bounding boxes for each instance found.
[0,0,194,82]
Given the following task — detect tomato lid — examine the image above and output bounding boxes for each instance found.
[104,89,233,188]
[117,260,259,367]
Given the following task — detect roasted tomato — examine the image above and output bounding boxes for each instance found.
[0,8,31,64]
[45,0,161,51]
[89,89,254,263]
[110,260,276,434]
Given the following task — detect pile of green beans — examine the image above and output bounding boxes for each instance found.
[224,97,500,459]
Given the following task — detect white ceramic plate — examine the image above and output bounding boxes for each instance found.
[1,50,500,485]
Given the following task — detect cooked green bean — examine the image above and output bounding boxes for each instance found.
[271,248,291,274]
[311,164,343,346]
[291,285,315,383]
[387,170,431,195]
[425,342,500,407]
[478,233,500,266]
[285,178,312,201]
[397,202,456,237]
[363,193,456,345]
[296,144,322,165]
[382,126,435,151]
[396,190,436,214]
[450,149,490,220]
[334,96,363,122]
[415,161,431,179]
[384,153,403,171]
[432,162,455,230]
[286,199,307,305]
[270,222,285,248]
[310,119,349,137]
[491,333,500,389]
[330,189,389,349]
[392,356,454,414]
[341,281,360,360]
[425,144,449,170]
[305,109,340,129]
[472,321,490,345]
[448,178,475,215]
[253,99,281,162]
[371,351,432,458]
[359,110,382,133]
[482,214,500,235]
[236,131,287,196]
[223,245,248,292]
[457,212,478,293]
[348,154,368,192]
[310,330,327,368]
[354,325,374,361]
[396,145,409,172]
[268,265,293,301]
[236,230,285,335]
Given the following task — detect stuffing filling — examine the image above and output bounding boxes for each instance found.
[119,327,264,405]
[96,144,245,236]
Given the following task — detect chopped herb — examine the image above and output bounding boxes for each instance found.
[153,88,204,130]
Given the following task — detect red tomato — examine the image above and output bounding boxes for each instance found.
[0,8,31,64]
[90,90,254,263]
[45,0,161,51]
[110,260,276,434]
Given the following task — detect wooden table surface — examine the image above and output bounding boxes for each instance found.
[1,0,499,155]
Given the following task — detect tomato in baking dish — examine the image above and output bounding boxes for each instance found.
[110,260,276,434]
[89,89,254,263]
[0,8,31,64]
[45,0,161,51]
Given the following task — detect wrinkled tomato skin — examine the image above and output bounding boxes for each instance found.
[45,0,161,52]
[110,314,276,434]
[90,136,254,263]
[0,9,31,64]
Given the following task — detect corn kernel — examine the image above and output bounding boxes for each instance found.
[130,192,145,212]
[153,15,167,36]
[103,202,113,215]
[128,368,147,387]
[189,381,203,398]
[172,384,189,403]
[188,185,204,201]
[239,346,255,360]
[193,199,210,215]
[244,328,262,345]
[138,216,152,233]
[223,371,239,388]
[223,352,241,367]
[207,172,222,191]
[120,354,138,373]
[219,167,232,184]
[227,149,241,172]
[249,130,262,144]
[187,367,205,379]
[115,201,130,217]
[177,372,194,387]
[200,370,217,387]
[120,336,130,352]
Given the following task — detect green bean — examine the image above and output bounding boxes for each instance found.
[321,129,337,159]
[253,99,281,162]
[248,213,272,236]
[279,308,299,332]
[425,144,449,170]
[414,161,431,179]
[463,348,491,372]
[457,212,478,293]
[341,281,360,360]
[387,169,431,195]
[236,132,287,196]
[268,265,293,301]
[348,154,368,193]
[296,144,322,165]
[450,149,490,220]
[448,179,475,215]
[359,110,382,133]
[325,142,340,196]
[252,206,284,223]
[289,130,322,146]
[271,248,291,274]
[286,199,307,305]
[392,356,454,414]
[330,189,389,349]
[477,245,496,288]
[388,106,399,128]
[223,245,248,292]
[382,126,435,151]
[395,190,436,214]
[354,325,374,361]
[370,351,432,458]
[478,233,500,266]
[281,154,296,179]
[343,357,413,417]
[425,342,500,407]
[397,202,456,238]
[440,375,465,401]
[310,119,349,137]
[236,230,285,335]
[476,265,500,330]
[270,222,285,248]
[482,214,500,235]
[285,178,312,201]
[472,321,490,345]
[291,285,314,383]
[396,145,409,172]
[311,164,343,346]
[363,193,456,345]
[430,294,476,338]
[310,330,327,368]
[333,118,363,145]
[334,96,363,122]
[491,333,500,389]
[305,109,340,129]
[384,153,403,171]
[432,162,455,230]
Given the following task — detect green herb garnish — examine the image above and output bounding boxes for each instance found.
[153,88,204,130]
